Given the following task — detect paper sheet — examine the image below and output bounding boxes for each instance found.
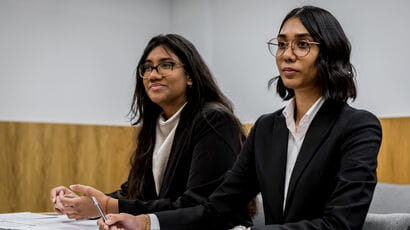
[0,212,97,230]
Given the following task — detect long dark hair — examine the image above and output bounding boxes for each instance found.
[269,5,357,102]
[127,34,242,199]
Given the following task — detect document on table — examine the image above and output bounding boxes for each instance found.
[0,212,98,230]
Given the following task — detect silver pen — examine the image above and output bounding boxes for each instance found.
[91,196,108,222]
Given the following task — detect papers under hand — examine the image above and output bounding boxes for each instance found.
[0,212,97,230]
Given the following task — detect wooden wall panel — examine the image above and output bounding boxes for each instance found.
[0,121,136,213]
[0,117,409,213]
[377,117,410,184]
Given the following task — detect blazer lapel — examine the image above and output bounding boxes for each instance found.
[158,110,191,197]
[261,114,288,223]
[284,100,342,213]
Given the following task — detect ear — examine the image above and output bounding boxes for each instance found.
[187,77,193,86]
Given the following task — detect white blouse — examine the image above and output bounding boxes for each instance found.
[282,97,325,210]
[152,104,186,195]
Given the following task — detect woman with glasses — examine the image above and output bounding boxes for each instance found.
[49,34,251,225]
[97,5,382,230]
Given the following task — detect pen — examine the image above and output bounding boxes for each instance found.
[91,196,108,222]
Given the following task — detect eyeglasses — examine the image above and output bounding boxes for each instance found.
[138,62,184,79]
[267,38,320,58]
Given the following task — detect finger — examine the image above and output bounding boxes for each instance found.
[59,195,76,207]
[50,189,58,203]
[66,212,80,219]
[55,196,67,212]
[97,218,104,226]
[63,193,78,199]
[75,215,86,221]
[110,226,119,230]
[97,218,110,230]
[50,186,68,203]
[67,214,77,219]
[58,190,66,198]
[53,205,63,214]
[54,197,65,214]
[69,184,92,195]
[59,192,83,205]
[98,224,107,230]
[104,214,118,225]
[63,206,79,215]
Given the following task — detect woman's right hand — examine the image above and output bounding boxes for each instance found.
[50,186,78,214]
[97,213,147,230]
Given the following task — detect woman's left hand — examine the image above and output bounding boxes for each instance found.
[59,184,107,220]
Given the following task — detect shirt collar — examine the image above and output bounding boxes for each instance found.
[158,102,187,126]
[282,97,324,119]
[303,96,325,121]
[282,97,325,134]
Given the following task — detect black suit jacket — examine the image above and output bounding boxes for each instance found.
[108,102,249,221]
[156,100,382,230]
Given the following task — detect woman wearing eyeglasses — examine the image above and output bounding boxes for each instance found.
[49,34,252,225]
[97,5,382,230]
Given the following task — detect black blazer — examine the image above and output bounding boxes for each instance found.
[109,102,249,220]
[156,100,382,230]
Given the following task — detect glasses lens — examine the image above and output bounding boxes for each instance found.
[267,38,278,56]
[158,62,174,76]
[139,65,151,78]
[292,39,311,57]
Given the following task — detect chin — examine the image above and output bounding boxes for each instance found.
[148,96,165,105]
[281,80,298,89]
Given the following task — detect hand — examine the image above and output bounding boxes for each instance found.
[97,213,147,230]
[50,186,78,214]
[59,184,107,220]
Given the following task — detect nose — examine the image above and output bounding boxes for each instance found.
[282,45,296,60]
[147,68,163,80]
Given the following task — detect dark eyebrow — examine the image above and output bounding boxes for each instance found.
[144,57,176,64]
[159,58,176,62]
[277,33,313,39]
[295,33,312,38]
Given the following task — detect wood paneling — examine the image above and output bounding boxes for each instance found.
[0,121,136,213]
[0,117,409,213]
[377,117,410,184]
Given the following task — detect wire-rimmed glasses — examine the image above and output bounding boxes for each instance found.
[267,38,320,58]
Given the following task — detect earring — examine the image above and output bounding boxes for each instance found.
[187,78,193,88]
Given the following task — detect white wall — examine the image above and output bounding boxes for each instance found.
[0,0,170,125]
[1,0,410,125]
[170,0,410,123]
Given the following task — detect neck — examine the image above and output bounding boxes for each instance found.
[293,87,321,125]
[161,101,186,120]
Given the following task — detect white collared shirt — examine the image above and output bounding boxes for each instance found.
[282,97,325,210]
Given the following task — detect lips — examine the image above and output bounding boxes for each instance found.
[282,67,299,76]
[150,83,165,90]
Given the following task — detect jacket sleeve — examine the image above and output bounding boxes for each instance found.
[155,115,265,230]
[106,180,129,199]
[251,110,382,230]
[118,108,244,215]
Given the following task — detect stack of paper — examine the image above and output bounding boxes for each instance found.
[0,212,97,230]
